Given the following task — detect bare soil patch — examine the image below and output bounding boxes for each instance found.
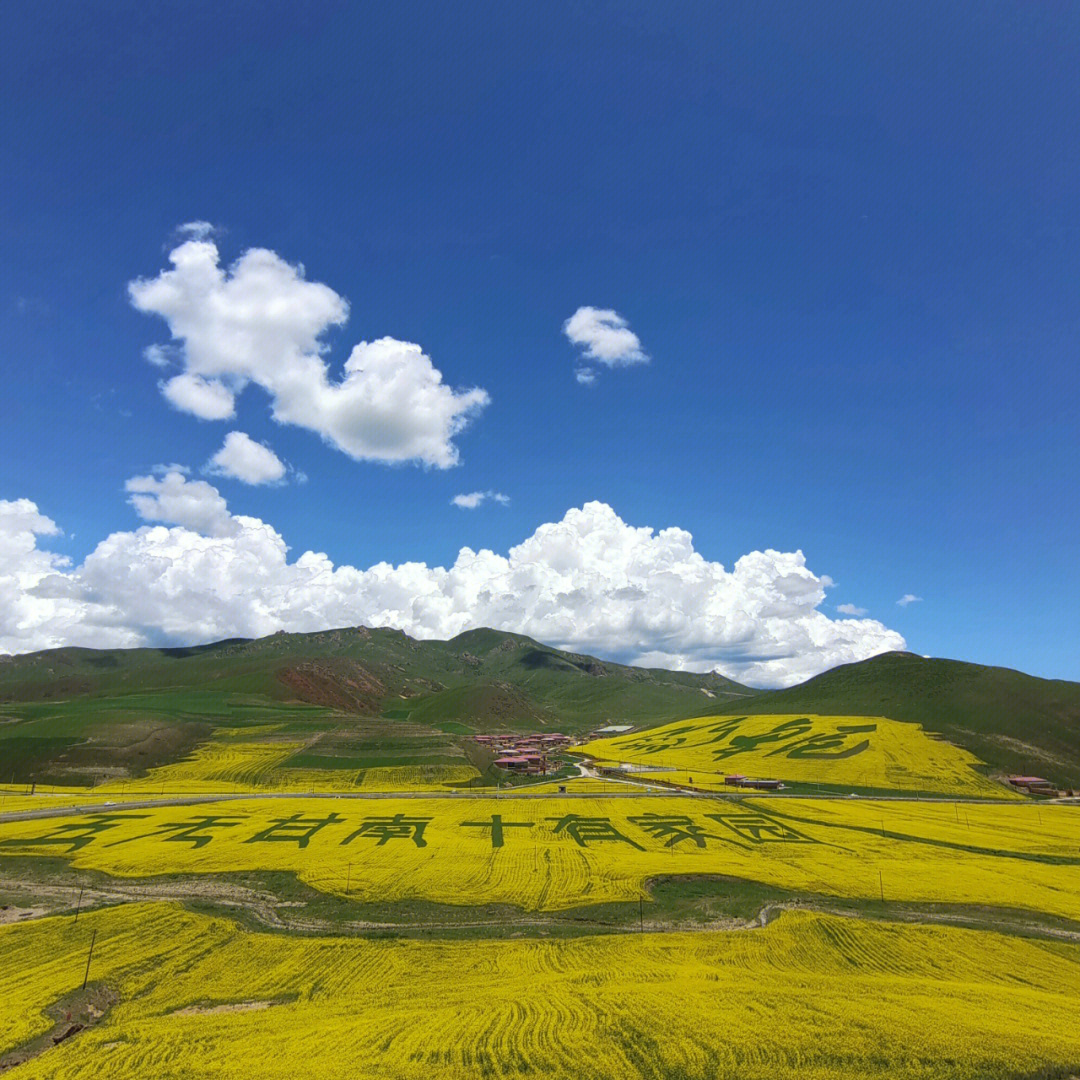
[0,904,49,924]
[0,984,118,1074]
[173,1000,282,1016]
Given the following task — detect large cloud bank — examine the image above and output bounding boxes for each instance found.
[0,479,904,687]
[129,235,489,467]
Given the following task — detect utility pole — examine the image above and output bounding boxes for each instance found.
[639,897,643,933]
[878,870,885,904]
[82,930,97,990]
[74,888,84,924]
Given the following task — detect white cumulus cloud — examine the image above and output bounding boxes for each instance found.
[0,500,82,656]
[836,603,868,616]
[897,594,923,607]
[160,372,237,420]
[0,488,905,687]
[563,307,648,384]
[206,431,287,486]
[129,231,489,467]
[452,491,510,509]
[124,470,239,537]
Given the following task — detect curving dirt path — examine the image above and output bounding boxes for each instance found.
[3,868,1079,946]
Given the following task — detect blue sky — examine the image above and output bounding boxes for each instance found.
[2,1,1078,684]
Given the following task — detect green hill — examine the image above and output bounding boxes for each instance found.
[0,627,749,783]
[718,651,1080,787]
[2,633,1076,788]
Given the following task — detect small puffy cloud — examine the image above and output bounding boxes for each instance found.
[575,367,597,386]
[130,234,489,467]
[143,343,177,368]
[124,470,238,537]
[564,306,648,374]
[206,431,287,486]
[897,594,923,607]
[160,372,236,420]
[0,493,905,687]
[452,491,510,509]
[836,603,868,616]
[177,220,216,240]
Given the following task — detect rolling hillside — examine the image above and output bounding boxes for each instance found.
[0,627,749,782]
[720,652,1080,787]
[0,626,748,723]
[1,633,1077,788]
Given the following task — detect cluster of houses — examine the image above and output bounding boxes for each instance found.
[473,732,574,775]
[1007,775,1058,796]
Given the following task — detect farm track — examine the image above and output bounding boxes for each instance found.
[0,872,746,934]
[4,870,1080,945]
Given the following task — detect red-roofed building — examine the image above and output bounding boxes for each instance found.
[1008,775,1056,794]
[494,754,547,775]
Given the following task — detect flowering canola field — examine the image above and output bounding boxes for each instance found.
[79,737,481,796]
[2,796,1076,921]
[2,902,1079,1080]
[581,714,1012,796]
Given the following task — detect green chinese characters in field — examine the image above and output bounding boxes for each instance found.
[581,713,1013,796]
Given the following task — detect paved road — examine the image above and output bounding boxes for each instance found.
[0,787,1054,824]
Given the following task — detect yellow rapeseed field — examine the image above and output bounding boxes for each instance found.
[581,713,1014,797]
[355,765,480,790]
[87,739,480,795]
[1,796,1076,920]
[2,902,1079,1079]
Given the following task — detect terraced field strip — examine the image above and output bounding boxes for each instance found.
[581,713,1018,797]
[2,902,1079,1079]
[1,796,1076,920]
[88,738,481,795]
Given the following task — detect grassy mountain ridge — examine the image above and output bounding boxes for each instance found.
[0,627,749,782]
[0,625,749,720]
[719,651,1080,786]
[1,633,1077,787]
